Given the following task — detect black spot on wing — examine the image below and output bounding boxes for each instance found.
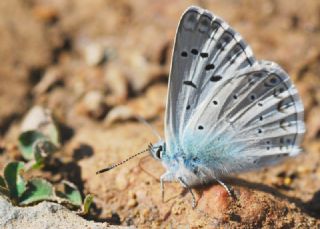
[183,81,197,89]
[200,52,209,58]
[249,94,257,101]
[181,51,188,57]
[210,75,222,82]
[205,64,215,71]
[191,49,199,55]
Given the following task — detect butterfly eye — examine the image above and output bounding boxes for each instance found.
[156,146,163,159]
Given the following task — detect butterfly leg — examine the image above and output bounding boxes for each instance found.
[178,177,196,209]
[215,178,234,198]
[160,172,175,203]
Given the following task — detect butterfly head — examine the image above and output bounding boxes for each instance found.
[149,141,166,160]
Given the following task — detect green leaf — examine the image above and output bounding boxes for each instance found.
[20,106,60,147]
[29,161,44,170]
[33,139,57,163]
[58,181,82,206]
[4,162,26,200]
[18,131,46,160]
[19,178,55,205]
[0,175,6,188]
[79,194,94,215]
[46,122,60,147]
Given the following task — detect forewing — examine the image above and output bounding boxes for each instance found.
[183,61,305,175]
[165,6,256,152]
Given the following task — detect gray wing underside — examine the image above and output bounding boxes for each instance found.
[182,61,305,175]
[165,6,255,152]
[165,6,305,176]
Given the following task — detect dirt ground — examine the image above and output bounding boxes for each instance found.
[1,0,320,227]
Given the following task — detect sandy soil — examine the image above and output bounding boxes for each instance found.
[1,0,320,227]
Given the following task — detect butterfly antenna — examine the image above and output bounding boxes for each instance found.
[135,115,162,141]
[96,147,151,174]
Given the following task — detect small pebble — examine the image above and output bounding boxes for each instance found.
[33,67,63,95]
[21,106,52,132]
[83,91,103,111]
[128,191,137,199]
[123,50,164,92]
[81,90,107,119]
[104,63,128,106]
[127,198,138,208]
[172,201,185,215]
[115,170,129,190]
[284,177,292,186]
[141,208,150,218]
[198,185,231,218]
[104,105,133,126]
[84,43,105,66]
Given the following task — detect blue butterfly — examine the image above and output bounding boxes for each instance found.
[98,6,305,208]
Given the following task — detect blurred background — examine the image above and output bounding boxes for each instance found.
[0,0,320,227]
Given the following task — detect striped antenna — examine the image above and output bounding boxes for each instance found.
[96,147,151,174]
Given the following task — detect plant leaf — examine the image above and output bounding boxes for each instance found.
[19,178,55,205]
[20,106,60,147]
[4,162,26,200]
[18,131,46,161]
[46,121,60,147]
[33,139,57,163]
[58,181,82,206]
[79,194,94,215]
[0,175,6,188]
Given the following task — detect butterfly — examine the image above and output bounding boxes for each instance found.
[97,6,305,208]
[147,6,305,207]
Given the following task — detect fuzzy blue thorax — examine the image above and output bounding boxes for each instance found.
[151,132,249,186]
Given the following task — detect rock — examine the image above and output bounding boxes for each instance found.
[122,50,165,92]
[127,191,138,208]
[33,67,63,95]
[104,63,128,106]
[77,90,108,120]
[197,185,231,219]
[0,196,132,229]
[104,106,133,126]
[104,84,166,125]
[127,198,138,209]
[21,106,53,132]
[115,169,129,190]
[83,43,106,66]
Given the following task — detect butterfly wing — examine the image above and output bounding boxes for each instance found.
[182,61,305,176]
[165,6,256,153]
